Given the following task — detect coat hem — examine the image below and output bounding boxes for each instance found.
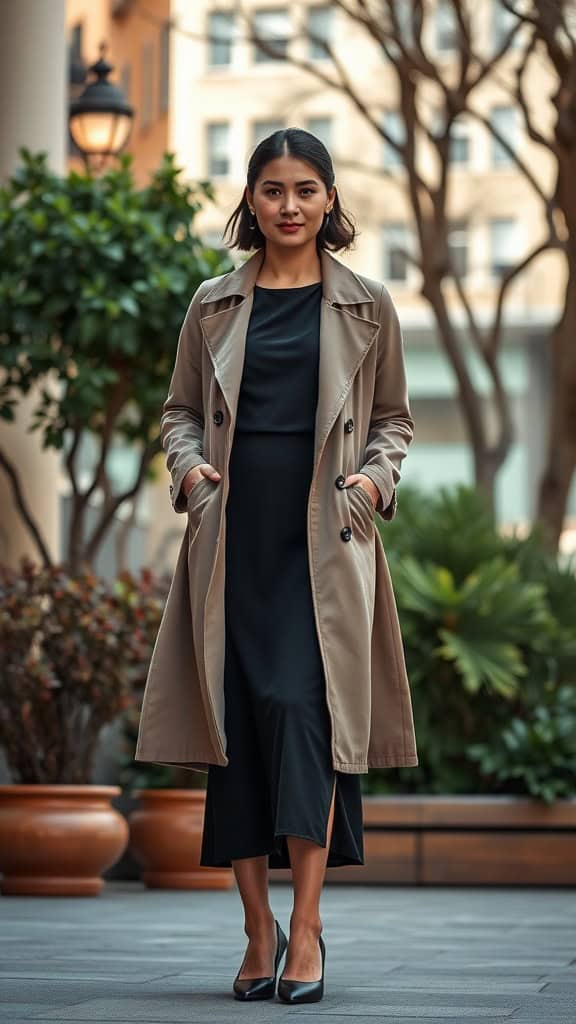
[133,752,223,773]
[133,753,418,773]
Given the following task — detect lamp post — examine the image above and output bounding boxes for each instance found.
[68,44,134,173]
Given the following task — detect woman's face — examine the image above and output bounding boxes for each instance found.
[246,154,335,249]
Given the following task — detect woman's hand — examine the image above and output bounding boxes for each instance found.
[344,473,380,509]
[184,463,221,497]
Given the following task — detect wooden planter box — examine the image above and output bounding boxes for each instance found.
[272,796,576,886]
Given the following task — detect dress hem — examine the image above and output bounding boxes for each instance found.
[199,827,365,870]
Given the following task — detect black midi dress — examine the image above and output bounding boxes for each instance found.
[199,281,365,870]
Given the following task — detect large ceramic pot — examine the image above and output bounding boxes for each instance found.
[0,785,129,896]
[128,789,234,890]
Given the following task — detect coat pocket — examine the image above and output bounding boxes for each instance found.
[346,482,375,541]
[351,482,375,514]
[186,475,217,539]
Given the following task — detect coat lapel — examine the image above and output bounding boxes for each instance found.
[200,248,380,470]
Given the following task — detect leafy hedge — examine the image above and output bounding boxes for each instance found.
[364,485,576,802]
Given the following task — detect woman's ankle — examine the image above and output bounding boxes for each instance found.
[243,907,276,938]
[289,911,322,936]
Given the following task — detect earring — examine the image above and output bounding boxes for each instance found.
[248,208,256,228]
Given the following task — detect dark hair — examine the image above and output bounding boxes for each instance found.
[222,127,356,253]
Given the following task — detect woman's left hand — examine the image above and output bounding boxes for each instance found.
[344,473,381,510]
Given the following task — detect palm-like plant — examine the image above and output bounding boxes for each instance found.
[365,485,576,799]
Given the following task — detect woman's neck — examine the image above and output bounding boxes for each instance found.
[255,243,322,288]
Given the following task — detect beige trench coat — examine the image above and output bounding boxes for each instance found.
[135,247,418,774]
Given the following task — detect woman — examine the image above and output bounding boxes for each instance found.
[135,128,418,1004]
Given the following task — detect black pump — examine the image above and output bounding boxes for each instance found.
[233,918,288,1000]
[277,933,326,1004]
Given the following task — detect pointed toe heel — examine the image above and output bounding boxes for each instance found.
[232,918,287,1001]
[277,933,326,1004]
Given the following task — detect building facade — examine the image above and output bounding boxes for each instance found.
[169,0,572,531]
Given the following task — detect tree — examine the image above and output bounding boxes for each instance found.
[0,149,233,573]
[502,0,576,546]
[239,0,567,537]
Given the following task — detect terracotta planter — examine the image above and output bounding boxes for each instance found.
[128,789,234,890]
[0,785,129,896]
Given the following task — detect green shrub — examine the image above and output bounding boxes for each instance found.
[364,485,576,802]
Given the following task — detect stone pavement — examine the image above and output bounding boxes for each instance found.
[1,881,575,1023]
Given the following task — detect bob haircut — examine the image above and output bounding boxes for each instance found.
[222,127,356,253]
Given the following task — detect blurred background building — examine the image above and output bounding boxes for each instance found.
[1,0,573,577]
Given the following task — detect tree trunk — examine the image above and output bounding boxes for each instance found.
[422,280,508,515]
[536,264,576,548]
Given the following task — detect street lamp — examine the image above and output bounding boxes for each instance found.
[69,45,133,171]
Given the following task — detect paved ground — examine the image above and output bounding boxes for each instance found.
[1,881,575,1023]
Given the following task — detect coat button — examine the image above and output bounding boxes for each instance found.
[340,525,352,542]
[344,417,354,433]
[335,474,346,489]
[213,410,224,425]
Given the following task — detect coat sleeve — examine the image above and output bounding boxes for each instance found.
[161,281,210,513]
[358,283,414,521]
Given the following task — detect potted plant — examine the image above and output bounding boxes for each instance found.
[120,692,234,891]
[0,559,160,895]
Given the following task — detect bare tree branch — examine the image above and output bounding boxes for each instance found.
[514,30,558,152]
[467,108,554,208]
[83,436,162,565]
[486,239,558,357]
[0,448,54,567]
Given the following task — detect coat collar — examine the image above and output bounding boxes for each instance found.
[200,247,374,307]
[199,248,380,475]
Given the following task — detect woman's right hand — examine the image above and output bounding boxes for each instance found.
[184,463,221,497]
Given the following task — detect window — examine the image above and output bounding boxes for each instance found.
[70,22,83,61]
[490,218,517,278]
[253,9,290,63]
[448,220,468,278]
[449,119,469,164]
[383,224,411,282]
[306,116,332,147]
[432,111,469,164]
[252,120,284,147]
[159,21,170,114]
[382,111,405,168]
[68,23,86,155]
[206,122,230,177]
[208,11,235,67]
[307,5,333,60]
[396,4,415,47]
[384,4,415,60]
[435,0,458,52]
[141,41,154,131]
[492,0,521,50]
[490,106,517,166]
[68,22,85,85]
